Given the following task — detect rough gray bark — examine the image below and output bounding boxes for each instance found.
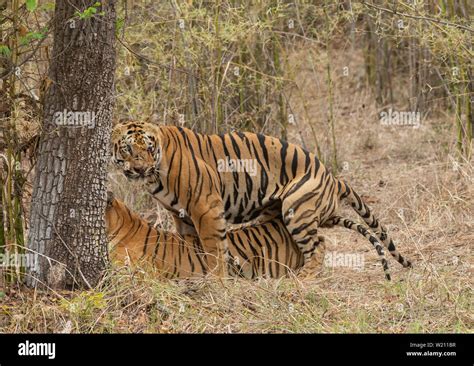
[26,0,116,288]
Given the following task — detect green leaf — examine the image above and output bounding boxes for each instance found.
[0,291,5,299]
[29,31,45,40]
[40,2,55,11]
[25,0,37,12]
[0,45,12,57]
[19,31,46,46]
[115,17,125,33]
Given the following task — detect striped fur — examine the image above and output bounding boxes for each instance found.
[322,216,390,280]
[111,122,412,278]
[105,192,315,279]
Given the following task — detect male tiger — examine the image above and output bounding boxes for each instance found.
[111,121,412,278]
[105,191,312,279]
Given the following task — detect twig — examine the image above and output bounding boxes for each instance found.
[361,1,474,33]
[115,35,202,80]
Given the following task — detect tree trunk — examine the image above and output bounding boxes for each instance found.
[26,0,116,289]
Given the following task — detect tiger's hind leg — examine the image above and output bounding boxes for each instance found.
[281,199,326,275]
[297,235,326,279]
[323,215,391,280]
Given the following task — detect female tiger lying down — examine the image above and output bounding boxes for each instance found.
[105,191,311,279]
[111,122,412,279]
[105,192,399,279]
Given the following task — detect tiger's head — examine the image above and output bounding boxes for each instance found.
[111,121,162,180]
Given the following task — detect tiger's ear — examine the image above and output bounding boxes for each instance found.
[106,190,115,207]
[111,123,125,143]
[110,123,127,166]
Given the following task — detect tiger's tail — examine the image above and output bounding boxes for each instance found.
[324,215,391,280]
[337,179,412,268]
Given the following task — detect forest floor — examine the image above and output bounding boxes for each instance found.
[1,47,472,333]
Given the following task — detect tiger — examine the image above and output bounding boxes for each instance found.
[105,191,314,279]
[111,121,412,279]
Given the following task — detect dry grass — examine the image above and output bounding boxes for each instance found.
[1,241,471,333]
[1,41,472,334]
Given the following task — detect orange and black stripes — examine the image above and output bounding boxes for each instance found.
[337,181,412,269]
[105,193,306,279]
[111,122,412,279]
[323,216,391,280]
